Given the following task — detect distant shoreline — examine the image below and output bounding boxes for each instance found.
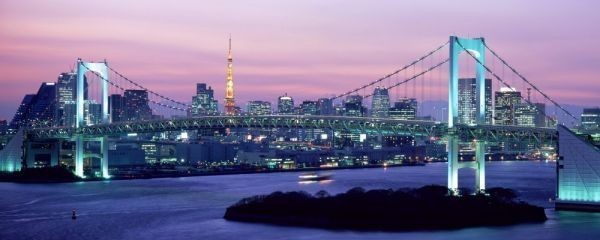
[0,159,554,184]
[0,162,425,183]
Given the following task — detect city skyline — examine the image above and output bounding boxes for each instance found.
[3,2,600,239]
[1,1,599,120]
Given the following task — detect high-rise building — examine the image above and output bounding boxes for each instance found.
[224,36,236,115]
[11,83,57,128]
[85,100,102,125]
[494,87,521,125]
[371,87,390,118]
[300,100,319,115]
[277,93,294,115]
[55,72,76,126]
[0,119,8,135]
[581,107,600,132]
[343,95,365,117]
[9,94,35,130]
[246,101,272,115]
[389,98,417,120]
[124,90,152,121]
[533,103,546,127]
[515,103,546,127]
[458,78,492,124]
[30,82,56,127]
[189,83,219,117]
[54,72,89,127]
[317,98,333,115]
[109,94,124,123]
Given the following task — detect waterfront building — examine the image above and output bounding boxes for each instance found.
[277,93,294,115]
[300,100,319,116]
[55,72,87,127]
[494,87,521,125]
[84,100,102,125]
[371,87,390,118]
[581,107,600,132]
[9,82,56,129]
[344,95,365,117]
[189,83,219,117]
[515,103,546,127]
[9,94,35,130]
[389,98,417,120]
[0,120,6,135]
[109,94,124,123]
[123,90,152,121]
[458,78,492,124]
[317,98,333,115]
[247,101,272,115]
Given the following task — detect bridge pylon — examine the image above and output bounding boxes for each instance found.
[447,36,487,193]
[74,59,110,179]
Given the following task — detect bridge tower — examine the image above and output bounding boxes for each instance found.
[74,59,110,178]
[448,36,487,192]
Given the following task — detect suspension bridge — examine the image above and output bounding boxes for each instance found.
[17,36,578,192]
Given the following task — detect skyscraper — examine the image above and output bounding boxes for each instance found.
[124,90,152,121]
[9,94,35,130]
[0,119,7,134]
[224,36,236,115]
[515,103,546,127]
[299,100,319,115]
[9,83,57,129]
[109,94,124,123]
[458,78,492,124]
[85,100,102,125]
[581,107,600,132]
[246,101,272,115]
[189,83,218,117]
[371,87,390,118]
[277,93,294,115]
[494,87,521,125]
[55,72,76,127]
[317,98,333,115]
[389,98,417,120]
[55,72,90,127]
[343,95,365,117]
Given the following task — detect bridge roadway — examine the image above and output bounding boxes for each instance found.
[26,115,557,144]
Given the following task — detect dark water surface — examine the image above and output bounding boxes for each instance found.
[2,161,600,240]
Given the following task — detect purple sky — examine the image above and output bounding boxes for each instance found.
[1,0,599,120]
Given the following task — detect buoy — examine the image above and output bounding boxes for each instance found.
[72,209,77,220]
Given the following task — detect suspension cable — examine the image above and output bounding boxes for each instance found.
[332,41,449,100]
[482,42,577,121]
[80,64,188,112]
[106,65,190,108]
[455,40,577,125]
[363,58,449,98]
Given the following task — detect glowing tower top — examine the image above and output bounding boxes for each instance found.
[224,36,236,115]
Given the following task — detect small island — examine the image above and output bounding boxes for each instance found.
[224,185,547,231]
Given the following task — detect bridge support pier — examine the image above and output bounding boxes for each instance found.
[447,134,459,191]
[75,135,84,178]
[100,137,109,179]
[74,136,110,179]
[475,140,486,191]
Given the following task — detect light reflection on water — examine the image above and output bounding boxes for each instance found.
[1,161,600,240]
